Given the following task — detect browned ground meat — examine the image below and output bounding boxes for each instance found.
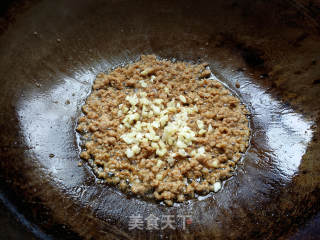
[77,55,250,206]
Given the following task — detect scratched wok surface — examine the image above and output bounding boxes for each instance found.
[0,0,320,239]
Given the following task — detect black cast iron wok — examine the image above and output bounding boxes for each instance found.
[1,0,320,239]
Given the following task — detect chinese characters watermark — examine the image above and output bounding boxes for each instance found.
[129,214,192,230]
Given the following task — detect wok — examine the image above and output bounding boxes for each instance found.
[0,0,320,239]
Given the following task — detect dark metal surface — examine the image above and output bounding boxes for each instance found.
[0,0,320,239]
[0,194,37,240]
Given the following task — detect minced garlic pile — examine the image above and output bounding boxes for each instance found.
[121,93,198,159]
[77,55,250,206]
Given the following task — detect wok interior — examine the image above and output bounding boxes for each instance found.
[0,0,320,239]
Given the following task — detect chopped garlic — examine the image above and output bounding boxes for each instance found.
[132,144,141,154]
[158,140,166,149]
[213,182,221,192]
[128,113,140,123]
[167,100,175,108]
[156,160,163,167]
[151,121,160,128]
[140,97,150,105]
[153,99,163,105]
[167,156,175,166]
[198,146,205,155]
[156,148,167,157]
[209,159,219,168]
[179,95,187,103]
[156,173,164,180]
[122,106,129,113]
[121,93,207,166]
[121,133,136,144]
[197,120,204,129]
[139,80,148,88]
[129,105,137,113]
[141,67,153,76]
[148,111,154,118]
[199,129,206,135]
[135,132,144,141]
[125,94,139,106]
[160,115,169,127]
[140,92,147,97]
[193,105,198,112]
[151,142,159,150]
[178,149,187,157]
[125,148,134,158]
[176,139,187,149]
[151,105,161,115]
